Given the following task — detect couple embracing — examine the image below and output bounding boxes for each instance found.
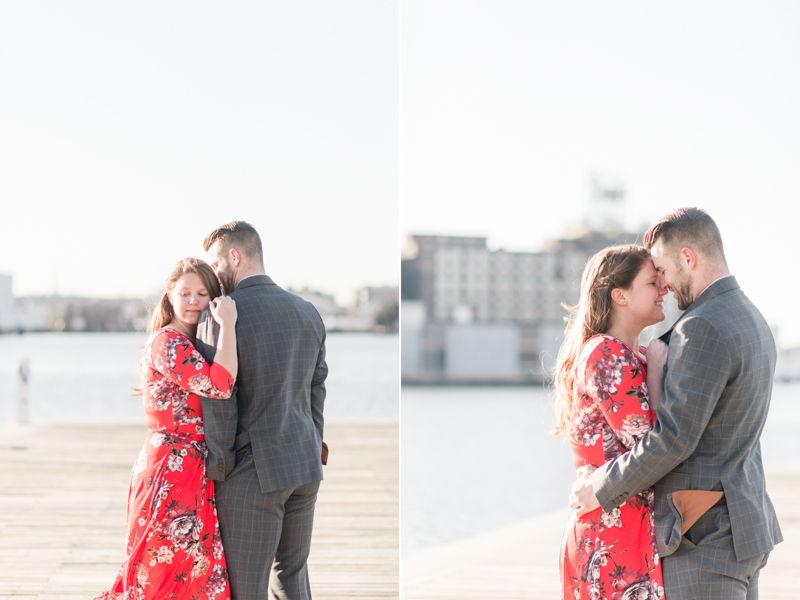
[95,221,327,600]
[557,208,782,599]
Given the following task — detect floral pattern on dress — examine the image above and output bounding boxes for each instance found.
[94,328,234,600]
[561,334,664,600]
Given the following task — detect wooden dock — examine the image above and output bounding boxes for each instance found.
[402,470,799,599]
[0,420,398,600]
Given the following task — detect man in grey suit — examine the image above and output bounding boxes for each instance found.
[194,221,327,600]
[570,208,782,599]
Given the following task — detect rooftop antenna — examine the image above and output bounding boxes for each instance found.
[589,172,626,234]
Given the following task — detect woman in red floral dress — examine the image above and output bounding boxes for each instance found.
[94,258,238,600]
[554,245,670,600]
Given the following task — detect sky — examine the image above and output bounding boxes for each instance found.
[400,1,800,346]
[0,2,398,305]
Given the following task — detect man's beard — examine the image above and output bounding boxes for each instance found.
[218,270,237,296]
[672,273,694,311]
[673,284,693,310]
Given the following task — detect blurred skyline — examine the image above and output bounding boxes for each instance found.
[0,2,399,305]
[401,2,800,346]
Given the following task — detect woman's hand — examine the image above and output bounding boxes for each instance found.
[647,339,668,372]
[210,296,237,328]
[646,339,668,412]
[208,296,238,380]
[569,465,600,516]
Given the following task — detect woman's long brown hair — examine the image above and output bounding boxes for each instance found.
[552,245,651,437]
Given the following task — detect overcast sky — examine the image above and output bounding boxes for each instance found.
[401,1,800,346]
[0,2,398,305]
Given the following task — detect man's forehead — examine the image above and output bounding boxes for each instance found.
[650,239,669,255]
[649,241,669,268]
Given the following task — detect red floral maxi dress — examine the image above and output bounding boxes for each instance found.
[94,328,234,600]
[560,334,665,600]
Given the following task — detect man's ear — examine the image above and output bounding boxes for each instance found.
[679,247,697,271]
[230,248,242,267]
[611,288,627,306]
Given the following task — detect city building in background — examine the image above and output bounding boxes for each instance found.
[401,174,800,382]
[401,225,681,384]
[5,290,149,333]
[0,274,47,333]
[0,273,397,335]
[291,285,399,333]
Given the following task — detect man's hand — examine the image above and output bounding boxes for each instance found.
[569,465,601,517]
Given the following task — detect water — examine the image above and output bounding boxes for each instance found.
[0,331,398,426]
[3,332,794,556]
[400,382,800,556]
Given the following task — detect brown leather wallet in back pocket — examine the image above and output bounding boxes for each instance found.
[672,490,724,534]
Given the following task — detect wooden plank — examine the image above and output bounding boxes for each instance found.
[0,421,398,600]
[402,470,799,599]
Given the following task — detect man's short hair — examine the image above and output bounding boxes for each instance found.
[643,207,726,263]
[203,221,264,265]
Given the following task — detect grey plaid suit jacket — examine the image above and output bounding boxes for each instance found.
[195,274,328,493]
[592,276,782,561]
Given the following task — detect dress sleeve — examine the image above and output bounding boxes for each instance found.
[580,337,653,451]
[149,331,234,400]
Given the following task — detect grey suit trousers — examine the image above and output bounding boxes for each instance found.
[662,504,769,600]
[216,447,319,600]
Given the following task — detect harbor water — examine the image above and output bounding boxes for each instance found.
[401,382,800,556]
[0,331,399,426]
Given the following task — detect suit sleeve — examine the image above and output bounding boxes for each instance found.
[311,332,327,440]
[592,315,731,511]
[196,306,239,481]
[194,307,218,364]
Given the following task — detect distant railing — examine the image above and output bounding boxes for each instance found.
[18,359,29,424]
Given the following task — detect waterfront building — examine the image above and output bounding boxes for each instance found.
[401,228,676,383]
[0,274,47,333]
[18,295,148,332]
[292,285,399,333]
